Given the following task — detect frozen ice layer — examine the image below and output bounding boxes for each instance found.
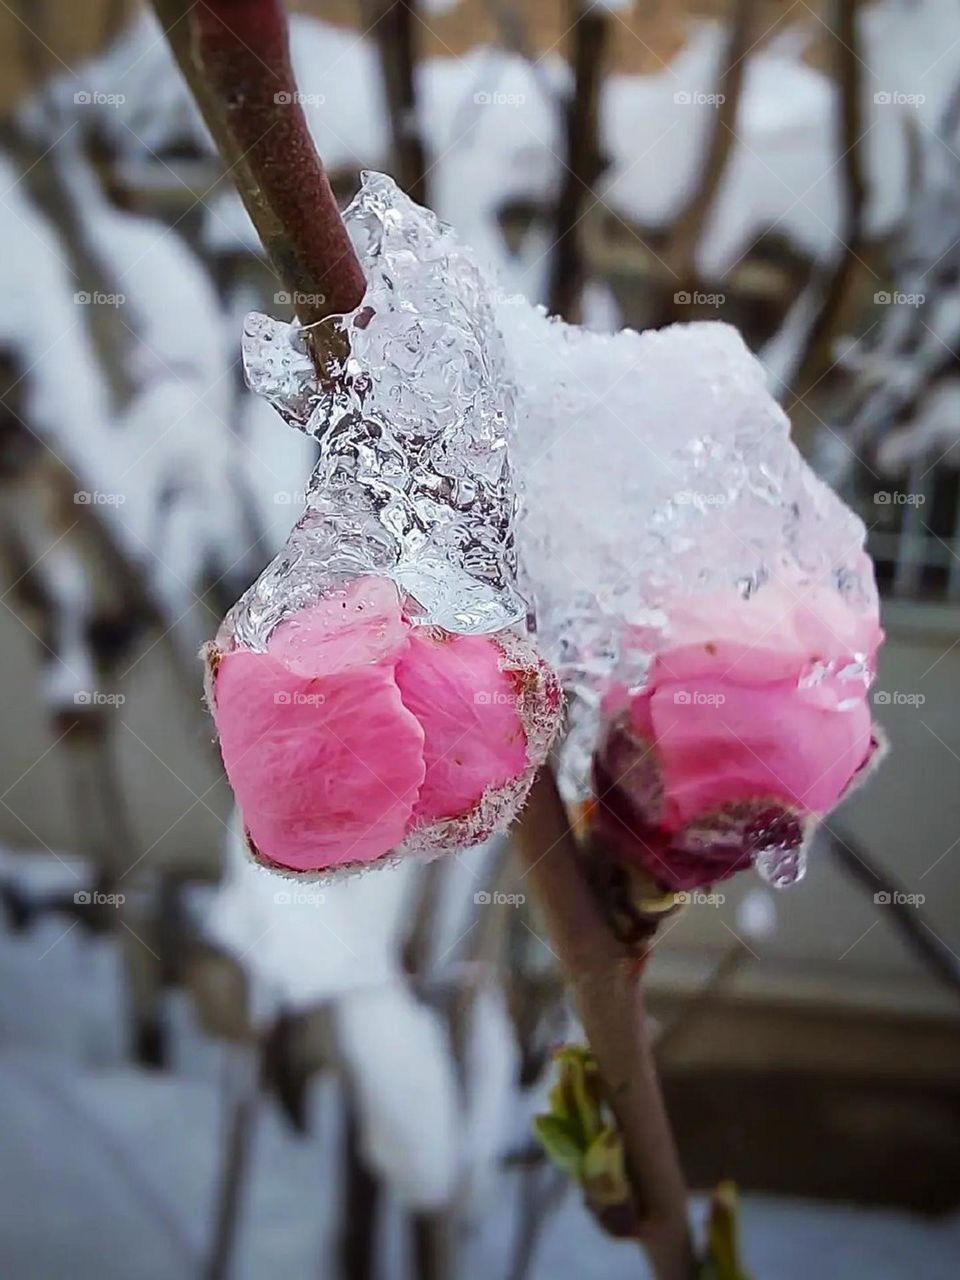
[499,305,883,888]
[231,170,526,645]
[501,307,878,695]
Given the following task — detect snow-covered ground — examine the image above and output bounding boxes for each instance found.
[3,1039,958,1280]
[0,849,957,1279]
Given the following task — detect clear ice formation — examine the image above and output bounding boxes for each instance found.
[497,304,880,884]
[226,171,526,649]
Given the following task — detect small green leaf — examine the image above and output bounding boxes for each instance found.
[700,1181,754,1280]
[581,1127,630,1206]
[533,1114,585,1177]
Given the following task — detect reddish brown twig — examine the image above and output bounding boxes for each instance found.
[152,0,365,324]
[515,771,696,1280]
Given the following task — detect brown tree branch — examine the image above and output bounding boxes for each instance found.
[514,770,696,1280]
[547,1,609,323]
[788,0,868,405]
[366,0,429,206]
[152,0,365,325]
[338,1091,382,1280]
[664,0,755,293]
[205,1047,261,1280]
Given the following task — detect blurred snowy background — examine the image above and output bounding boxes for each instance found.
[1,1,959,1277]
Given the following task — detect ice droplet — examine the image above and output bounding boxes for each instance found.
[755,842,807,888]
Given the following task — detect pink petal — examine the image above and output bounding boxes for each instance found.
[267,575,409,678]
[396,630,528,823]
[646,677,874,826]
[213,647,425,871]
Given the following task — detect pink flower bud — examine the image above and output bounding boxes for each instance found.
[593,582,884,890]
[204,575,561,875]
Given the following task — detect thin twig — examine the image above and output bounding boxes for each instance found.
[514,770,696,1280]
[152,0,365,326]
[664,0,755,292]
[654,943,749,1062]
[547,1,609,323]
[826,825,960,1003]
[507,1161,568,1280]
[410,1211,456,1280]
[366,0,429,206]
[788,0,868,404]
[206,1046,261,1280]
[338,1092,381,1280]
